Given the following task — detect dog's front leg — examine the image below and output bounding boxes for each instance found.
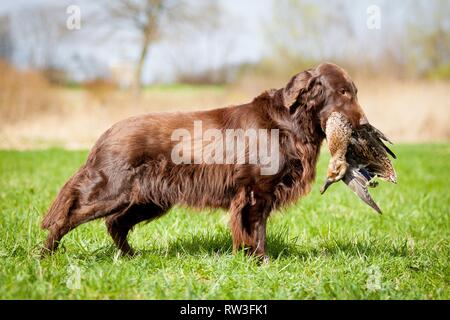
[230,189,270,262]
[250,209,269,263]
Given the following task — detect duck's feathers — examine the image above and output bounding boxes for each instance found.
[359,124,396,159]
[344,167,382,214]
[348,124,397,183]
[321,112,398,213]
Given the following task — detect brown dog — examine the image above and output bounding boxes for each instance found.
[41,63,368,260]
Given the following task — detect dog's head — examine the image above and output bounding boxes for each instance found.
[283,62,368,131]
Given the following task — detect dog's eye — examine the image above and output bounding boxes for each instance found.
[339,88,347,95]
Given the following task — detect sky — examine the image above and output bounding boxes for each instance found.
[0,0,273,82]
[0,0,446,83]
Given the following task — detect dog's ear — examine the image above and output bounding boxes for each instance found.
[282,69,317,110]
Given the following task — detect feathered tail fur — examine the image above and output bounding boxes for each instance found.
[41,169,82,230]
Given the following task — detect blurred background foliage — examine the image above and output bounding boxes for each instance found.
[0,0,448,147]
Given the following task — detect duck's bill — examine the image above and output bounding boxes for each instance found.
[320,178,334,194]
[344,171,382,214]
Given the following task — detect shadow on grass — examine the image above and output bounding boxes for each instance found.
[67,229,410,261]
[138,231,408,260]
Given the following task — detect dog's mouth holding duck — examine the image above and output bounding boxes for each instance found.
[320,111,397,214]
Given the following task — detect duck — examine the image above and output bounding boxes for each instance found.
[320,112,397,213]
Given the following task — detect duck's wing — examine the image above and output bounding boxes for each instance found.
[344,167,382,214]
[349,124,397,183]
[363,124,396,159]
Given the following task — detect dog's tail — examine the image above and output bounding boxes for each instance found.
[41,168,82,230]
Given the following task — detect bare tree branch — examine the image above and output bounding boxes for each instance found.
[98,0,218,93]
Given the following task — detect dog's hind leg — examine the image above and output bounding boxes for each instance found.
[41,194,130,257]
[42,223,71,255]
[105,203,169,256]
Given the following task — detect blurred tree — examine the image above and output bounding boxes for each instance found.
[266,1,324,63]
[169,9,239,85]
[263,0,450,79]
[11,6,71,83]
[15,8,58,68]
[0,15,14,62]
[264,0,356,76]
[102,0,218,94]
[407,0,450,78]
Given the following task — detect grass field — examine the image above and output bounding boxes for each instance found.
[0,144,448,299]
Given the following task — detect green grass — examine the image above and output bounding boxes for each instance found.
[0,144,448,299]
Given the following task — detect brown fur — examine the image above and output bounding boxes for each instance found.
[41,63,368,259]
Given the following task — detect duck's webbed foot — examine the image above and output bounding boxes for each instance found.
[368,180,379,188]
